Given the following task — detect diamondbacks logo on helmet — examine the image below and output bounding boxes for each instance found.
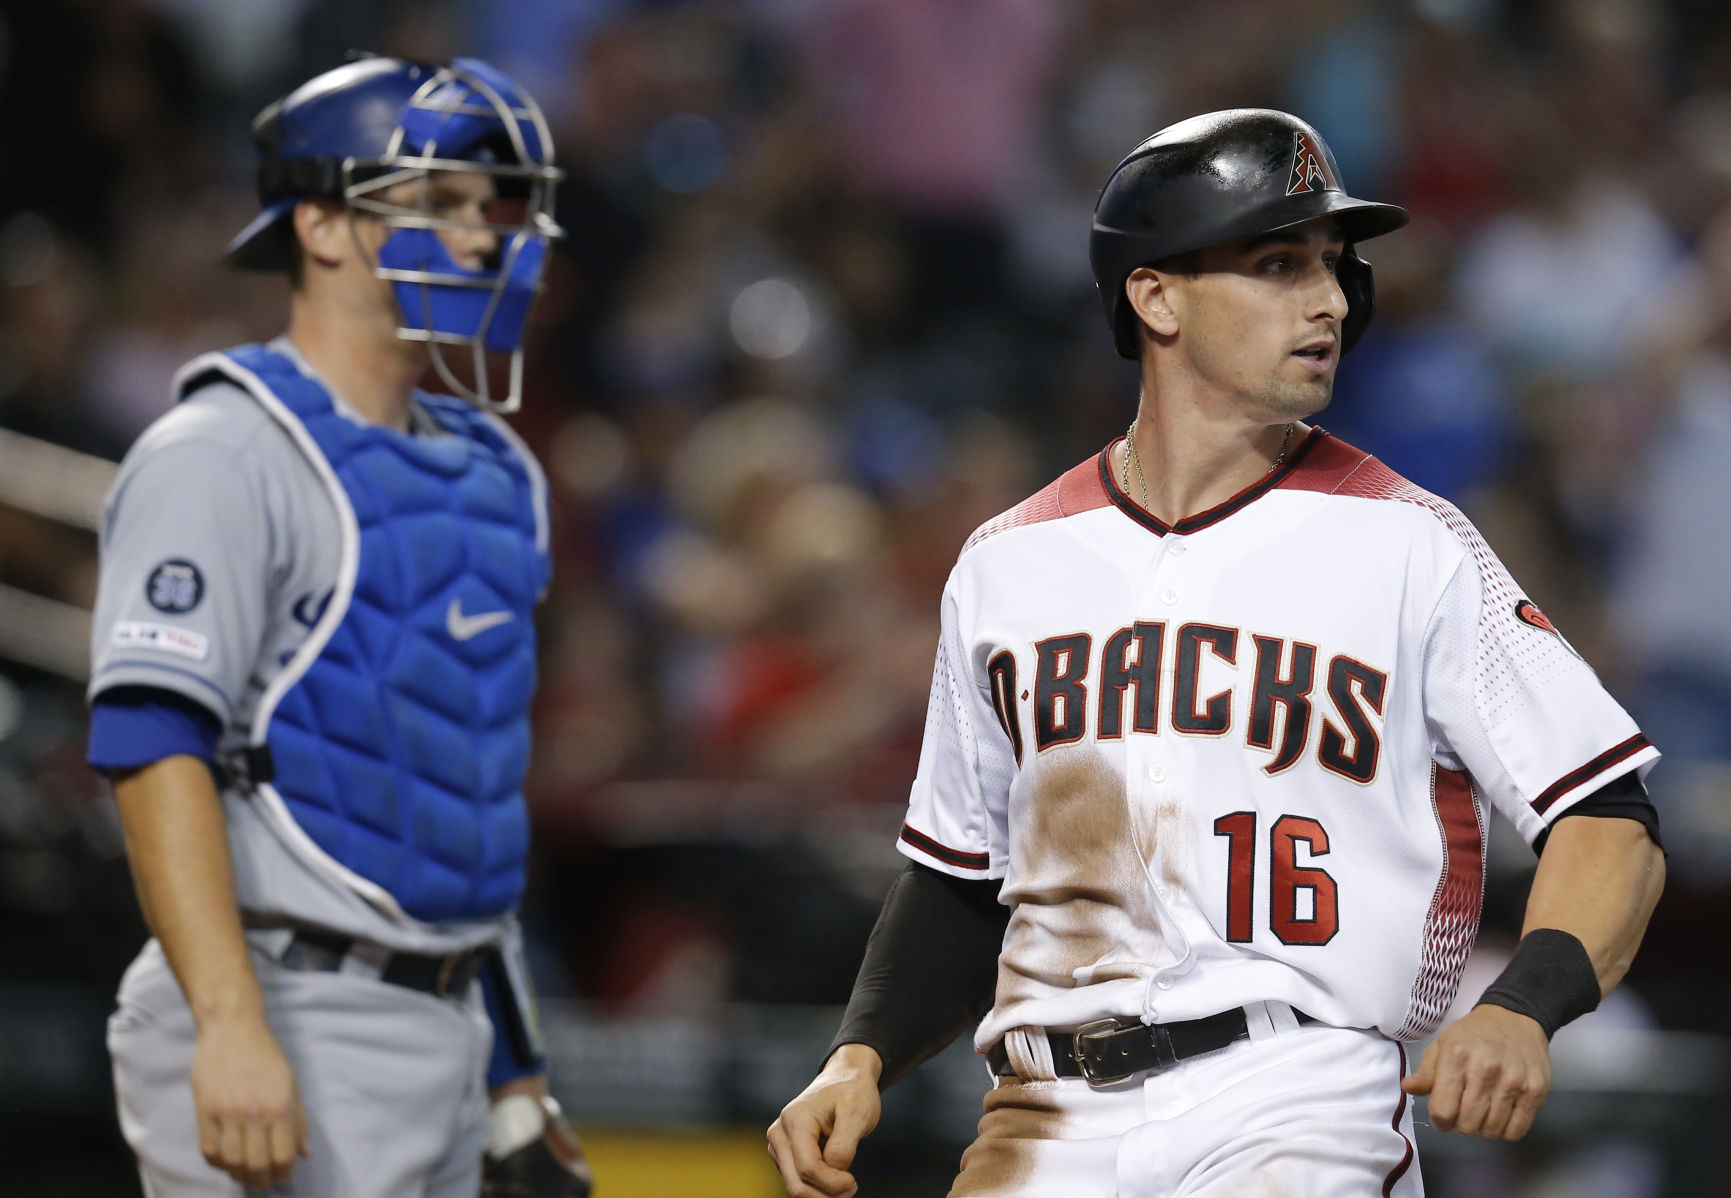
[1286,131,1340,196]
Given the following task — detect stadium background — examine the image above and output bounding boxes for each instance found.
[2,0,1729,1194]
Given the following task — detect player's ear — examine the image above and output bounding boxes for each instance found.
[291,199,349,273]
[1125,267,1180,341]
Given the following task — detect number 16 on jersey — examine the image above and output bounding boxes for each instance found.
[1213,812,1340,946]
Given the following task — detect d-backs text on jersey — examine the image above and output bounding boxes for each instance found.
[987,621,1388,783]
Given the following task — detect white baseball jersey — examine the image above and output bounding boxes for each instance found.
[898,428,1657,1049]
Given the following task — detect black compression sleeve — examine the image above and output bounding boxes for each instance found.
[1533,770,1662,855]
[826,861,1010,1089]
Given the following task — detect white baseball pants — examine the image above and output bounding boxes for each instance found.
[952,1008,1422,1197]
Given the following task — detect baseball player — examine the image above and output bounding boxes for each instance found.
[86,56,591,1196]
[768,110,1666,1198]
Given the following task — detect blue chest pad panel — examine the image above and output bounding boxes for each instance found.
[192,344,549,923]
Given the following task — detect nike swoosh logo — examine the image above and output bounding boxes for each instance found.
[446,599,514,641]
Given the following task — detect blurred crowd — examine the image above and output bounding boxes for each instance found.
[5,0,1731,1034]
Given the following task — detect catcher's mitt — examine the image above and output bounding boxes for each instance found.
[482,1094,593,1198]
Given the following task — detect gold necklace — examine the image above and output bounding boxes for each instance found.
[1122,420,1150,509]
[1121,421,1295,511]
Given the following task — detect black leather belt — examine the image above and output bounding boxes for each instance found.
[277,929,489,1001]
[988,1008,1320,1085]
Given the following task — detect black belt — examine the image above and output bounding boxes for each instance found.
[277,929,489,1001]
[988,1008,1320,1086]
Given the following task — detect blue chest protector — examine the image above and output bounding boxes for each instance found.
[182,343,549,923]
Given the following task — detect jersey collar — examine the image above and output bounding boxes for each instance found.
[1097,426,1326,536]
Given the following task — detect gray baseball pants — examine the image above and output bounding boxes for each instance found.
[108,936,491,1197]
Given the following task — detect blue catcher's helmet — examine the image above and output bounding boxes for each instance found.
[227,54,565,412]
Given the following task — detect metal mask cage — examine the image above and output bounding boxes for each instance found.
[340,61,566,413]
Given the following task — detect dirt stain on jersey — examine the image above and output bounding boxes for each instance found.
[948,1081,1066,1197]
[1155,796,1187,889]
[1245,1167,1296,1197]
[997,747,1166,1000]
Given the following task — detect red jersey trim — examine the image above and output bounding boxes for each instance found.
[962,454,1111,553]
[1384,1043,1414,1195]
[899,822,990,870]
[1395,765,1485,1040]
[1276,428,1384,496]
[1097,426,1326,536]
[1531,734,1653,815]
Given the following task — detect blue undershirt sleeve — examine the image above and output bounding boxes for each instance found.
[88,685,222,771]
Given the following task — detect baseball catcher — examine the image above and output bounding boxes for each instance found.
[89,55,590,1196]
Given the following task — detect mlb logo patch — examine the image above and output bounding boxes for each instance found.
[113,621,210,661]
[1287,131,1341,195]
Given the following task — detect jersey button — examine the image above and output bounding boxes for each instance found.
[1148,765,1167,782]
[1169,541,1187,556]
[1155,884,1171,900]
[1161,588,1179,605]
[1155,975,1174,990]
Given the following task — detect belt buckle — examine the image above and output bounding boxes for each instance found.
[1072,1018,1138,1087]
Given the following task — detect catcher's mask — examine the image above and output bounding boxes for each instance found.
[1090,109,1409,360]
[227,54,565,413]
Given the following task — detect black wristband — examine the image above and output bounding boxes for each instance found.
[1474,928,1601,1038]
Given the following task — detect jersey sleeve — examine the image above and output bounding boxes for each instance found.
[1421,544,1659,847]
[87,438,274,725]
[897,574,1016,880]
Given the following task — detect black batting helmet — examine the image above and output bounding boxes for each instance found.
[1090,109,1409,360]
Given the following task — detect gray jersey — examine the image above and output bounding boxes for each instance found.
[89,340,535,954]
